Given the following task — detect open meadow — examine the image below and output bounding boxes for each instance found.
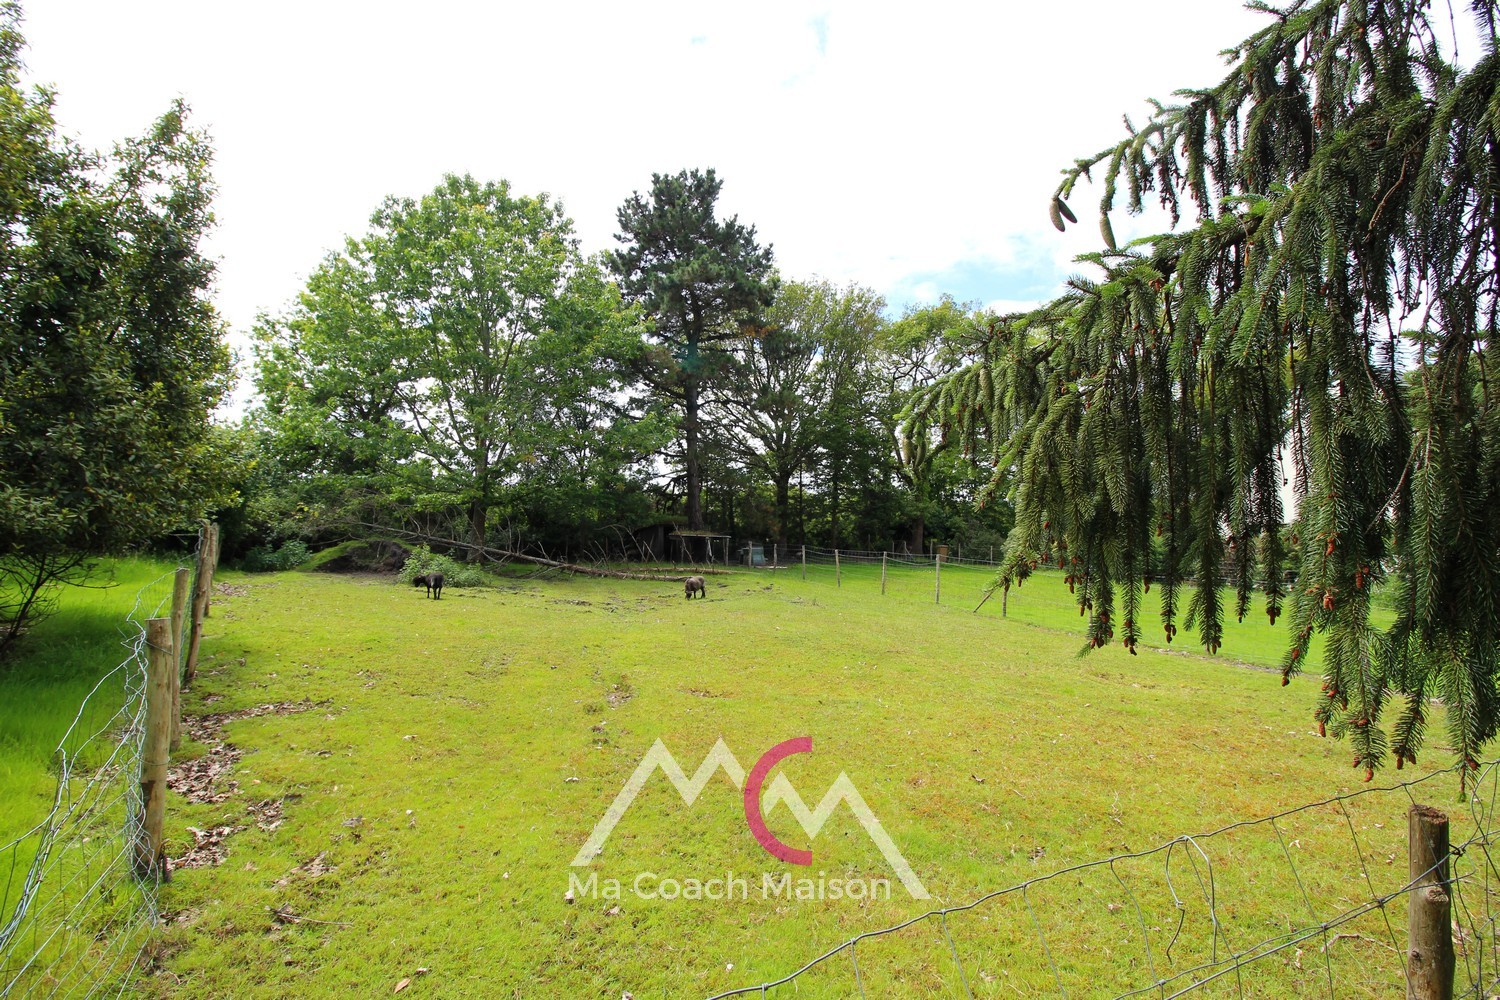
[86,558,1483,998]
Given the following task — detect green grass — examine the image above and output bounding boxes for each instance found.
[127,559,1474,998]
[813,554,1382,673]
[0,556,186,845]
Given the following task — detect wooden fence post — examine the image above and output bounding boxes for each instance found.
[185,525,213,684]
[201,523,220,618]
[1407,804,1454,1000]
[935,552,942,604]
[135,618,173,880]
[168,568,189,752]
[170,567,190,673]
[834,549,841,588]
[801,546,806,580]
[881,552,887,595]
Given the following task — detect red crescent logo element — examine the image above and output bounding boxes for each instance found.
[744,736,813,865]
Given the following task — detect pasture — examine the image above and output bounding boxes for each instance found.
[127,558,1465,998]
[11,558,1468,997]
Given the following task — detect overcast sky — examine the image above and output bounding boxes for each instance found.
[20,1,1317,374]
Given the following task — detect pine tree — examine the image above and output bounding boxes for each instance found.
[609,169,776,530]
[913,0,1500,777]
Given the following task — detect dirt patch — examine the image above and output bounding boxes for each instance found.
[248,797,287,832]
[174,824,241,869]
[189,700,326,742]
[157,908,199,927]
[215,582,250,598]
[168,745,242,804]
[166,701,328,872]
[281,851,334,882]
[605,681,634,709]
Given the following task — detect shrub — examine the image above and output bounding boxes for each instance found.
[241,539,310,573]
[395,545,490,589]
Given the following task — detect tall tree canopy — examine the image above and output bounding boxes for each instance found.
[883,297,992,553]
[609,168,776,530]
[254,174,664,557]
[0,6,233,650]
[912,0,1500,776]
[714,279,885,547]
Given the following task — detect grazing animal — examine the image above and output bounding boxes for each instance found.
[683,576,706,600]
[413,572,445,600]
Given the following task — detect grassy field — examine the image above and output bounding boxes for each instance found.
[116,557,1478,998]
[0,557,186,845]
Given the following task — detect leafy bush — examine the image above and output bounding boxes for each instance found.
[396,545,490,589]
[241,540,310,573]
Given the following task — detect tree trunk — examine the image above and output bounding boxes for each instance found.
[468,499,487,562]
[684,379,703,530]
[468,445,491,562]
[912,513,926,555]
[830,465,841,547]
[798,469,807,546]
[774,475,792,549]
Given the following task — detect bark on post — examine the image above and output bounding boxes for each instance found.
[834,549,841,588]
[1407,803,1454,1000]
[185,525,213,684]
[935,552,942,604]
[201,522,220,618]
[135,618,173,880]
[881,552,887,595]
[168,568,189,752]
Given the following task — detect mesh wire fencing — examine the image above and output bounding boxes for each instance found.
[0,561,193,999]
[707,759,1500,999]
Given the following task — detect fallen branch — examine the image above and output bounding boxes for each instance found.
[346,523,732,582]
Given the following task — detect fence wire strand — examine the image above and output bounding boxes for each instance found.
[708,758,1500,999]
[0,540,199,999]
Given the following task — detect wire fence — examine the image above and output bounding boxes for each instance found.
[791,544,1275,589]
[0,552,199,999]
[707,758,1500,998]
[787,545,1001,568]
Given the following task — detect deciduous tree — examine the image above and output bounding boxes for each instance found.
[716,279,884,547]
[0,8,233,651]
[254,175,663,557]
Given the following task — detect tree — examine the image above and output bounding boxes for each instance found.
[885,297,988,552]
[254,174,663,557]
[0,7,233,651]
[609,168,777,530]
[807,287,894,549]
[916,0,1500,776]
[715,279,885,547]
